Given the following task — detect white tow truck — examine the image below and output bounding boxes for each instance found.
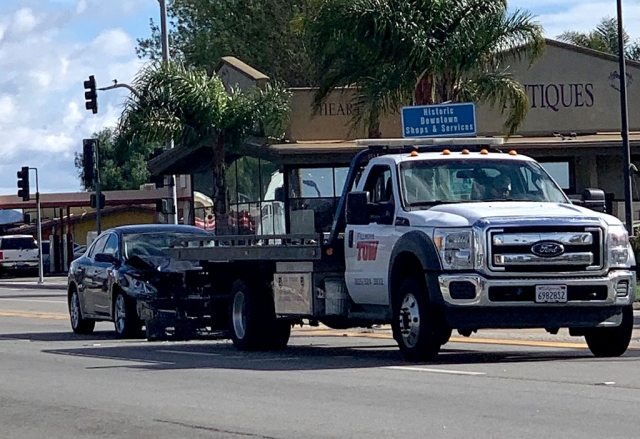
[167,137,636,361]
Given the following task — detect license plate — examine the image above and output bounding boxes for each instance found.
[535,285,567,303]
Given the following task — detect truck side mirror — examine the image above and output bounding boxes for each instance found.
[346,191,370,225]
[581,188,606,213]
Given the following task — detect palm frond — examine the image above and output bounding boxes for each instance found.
[462,68,528,135]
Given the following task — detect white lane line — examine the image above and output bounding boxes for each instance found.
[247,357,299,362]
[385,366,486,376]
[158,350,220,357]
[0,298,66,304]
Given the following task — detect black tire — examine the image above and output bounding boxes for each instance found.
[228,279,290,351]
[69,288,95,335]
[585,306,634,357]
[113,292,143,339]
[145,319,168,342]
[391,278,449,362]
[266,319,292,350]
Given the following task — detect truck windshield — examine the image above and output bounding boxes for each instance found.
[399,159,569,207]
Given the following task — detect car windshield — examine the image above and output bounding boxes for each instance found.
[122,231,212,260]
[399,158,569,207]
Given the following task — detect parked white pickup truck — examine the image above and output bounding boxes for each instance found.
[0,234,39,276]
[163,137,636,361]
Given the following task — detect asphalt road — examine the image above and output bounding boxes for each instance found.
[1,286,640,439]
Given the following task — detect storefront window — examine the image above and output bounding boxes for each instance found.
[538,160,573,192]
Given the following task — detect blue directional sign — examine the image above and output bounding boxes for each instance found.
[401,102,476,138]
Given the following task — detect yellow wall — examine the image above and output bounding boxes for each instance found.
[70,209,157,245]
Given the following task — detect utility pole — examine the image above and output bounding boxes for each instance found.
[616,0,634,235]
[159,0,178,224]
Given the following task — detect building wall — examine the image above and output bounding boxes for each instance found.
[476,44,640,135]
[67,209,157,245]
[285,41,640,141]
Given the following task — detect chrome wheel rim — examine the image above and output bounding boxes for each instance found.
[399,292,420,348]
[115,294,126,334]
[232,291,247,340]
[70,292,80,328]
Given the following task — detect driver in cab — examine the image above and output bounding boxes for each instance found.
[488,174,512,199]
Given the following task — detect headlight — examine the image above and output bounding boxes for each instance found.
[607,225,630,268]
[433,228,475,270]
[123,274,157,297]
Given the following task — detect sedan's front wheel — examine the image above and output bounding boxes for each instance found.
[114,292,143,339]
[69,289,95,335]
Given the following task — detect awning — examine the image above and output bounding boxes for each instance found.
[147,145,214,176]
[147,139,366,175]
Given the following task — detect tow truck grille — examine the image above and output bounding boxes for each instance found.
[488,226,603,273]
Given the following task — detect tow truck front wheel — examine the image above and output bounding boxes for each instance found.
[392,278,450,362]
[584,306,633,357]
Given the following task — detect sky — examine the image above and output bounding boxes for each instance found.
[0,0,639,196]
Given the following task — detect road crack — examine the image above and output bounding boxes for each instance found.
[154,419,282,439]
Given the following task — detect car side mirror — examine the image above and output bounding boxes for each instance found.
[581,188,606,213]
[94,253,119,265]
[346,191,370,225]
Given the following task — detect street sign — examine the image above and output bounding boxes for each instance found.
[401,102,476,138]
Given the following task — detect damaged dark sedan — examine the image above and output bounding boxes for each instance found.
[67,224,214,340]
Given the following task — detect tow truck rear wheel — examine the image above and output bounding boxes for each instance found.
[392,278,449,362]
[584,305,633,357]
[229,279,289,350]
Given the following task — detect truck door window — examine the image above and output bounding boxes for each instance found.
[363,165,394,224]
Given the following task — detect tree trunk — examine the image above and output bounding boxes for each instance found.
[367,119,381,138]
[212,131,230,235]
[414,73,434,105]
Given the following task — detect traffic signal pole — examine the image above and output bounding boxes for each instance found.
[33,168,43,284]
[17,166,42,283]
[95,143,102,235]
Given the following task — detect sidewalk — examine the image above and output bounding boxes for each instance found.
[0,275,67,291]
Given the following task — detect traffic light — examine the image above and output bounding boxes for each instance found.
[90,193,105,209]
[83,75,98,114]
[82,139,96,189]
[17,166,29,201]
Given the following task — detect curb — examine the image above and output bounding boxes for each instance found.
[0,282,67,291]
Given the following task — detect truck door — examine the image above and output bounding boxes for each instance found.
[345,164,397,305]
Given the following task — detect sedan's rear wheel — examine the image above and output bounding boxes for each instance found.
[69,289,95,335]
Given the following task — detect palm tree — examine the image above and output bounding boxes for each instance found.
[117,61,291,226]
[557,16,640,61]
[302,0,545,135]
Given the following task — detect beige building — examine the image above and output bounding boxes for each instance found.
[150,41,640,224]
